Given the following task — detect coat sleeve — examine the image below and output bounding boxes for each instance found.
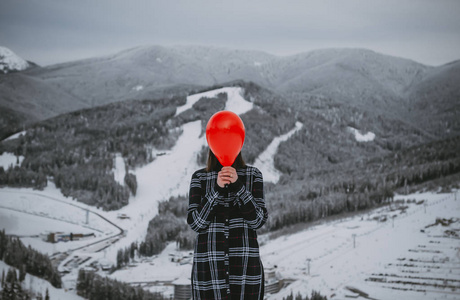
[230,167,268,230]
[187,170,221,232]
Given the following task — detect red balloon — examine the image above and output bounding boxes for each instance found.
[206,111,245,166]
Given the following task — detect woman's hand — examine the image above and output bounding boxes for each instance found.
[217,166,238,188]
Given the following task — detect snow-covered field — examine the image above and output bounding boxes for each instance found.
[104,190,460,300]
[1,87,459,299]
[262,191,460,300]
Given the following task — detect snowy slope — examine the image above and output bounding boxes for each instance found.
[0,261,84,300]
[175,87,253,116]
[109,190,460,300]
[2,86,458,299]
[102,87,256,261]
[0,86,296,294]
[261,191,460,300]
[253,121,303,183]
[0,46,29,73]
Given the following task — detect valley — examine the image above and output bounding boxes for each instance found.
[1,87,459,299]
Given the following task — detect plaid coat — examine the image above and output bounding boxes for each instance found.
[187,165,268,300]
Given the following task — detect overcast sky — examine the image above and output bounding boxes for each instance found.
[1,0,459,66]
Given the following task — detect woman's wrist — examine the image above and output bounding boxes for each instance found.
[228,179,244,193]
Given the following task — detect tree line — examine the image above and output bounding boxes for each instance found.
[1,267,50,300]
[76,269,167,300]
[282,290,327,300]
[0,230,61,289]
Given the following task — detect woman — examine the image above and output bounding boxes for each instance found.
[187,150,268,300]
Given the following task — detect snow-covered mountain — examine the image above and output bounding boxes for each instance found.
[1,45,459,140]
[0,46,30,74]
[22,45,429,108]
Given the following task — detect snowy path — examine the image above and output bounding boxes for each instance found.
[253,121,303,183]
[175,87,253,116]
[103,120,205,260]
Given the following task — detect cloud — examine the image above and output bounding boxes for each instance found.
[1,0,459,66]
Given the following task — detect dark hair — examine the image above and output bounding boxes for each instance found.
[206,149,246,172]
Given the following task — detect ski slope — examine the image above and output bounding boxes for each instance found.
[254,121,303,183]
[2,86,458,299]
[0,86,302,296]
[175,87,253,116]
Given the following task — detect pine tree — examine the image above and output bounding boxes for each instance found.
[19,264,26,282]
[117,249,123,268]
[45,288,50,300]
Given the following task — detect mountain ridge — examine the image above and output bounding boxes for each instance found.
[0,45,459,139]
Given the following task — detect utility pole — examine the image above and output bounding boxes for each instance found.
[307,258,311,275]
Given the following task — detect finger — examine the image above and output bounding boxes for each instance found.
[221,166,235,172]
[220,171,232,178]
[218,173,231,181]
[219,171,231,177]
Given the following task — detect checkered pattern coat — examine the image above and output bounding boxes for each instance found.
[187,165,268,300]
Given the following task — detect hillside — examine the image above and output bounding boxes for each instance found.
[1,82,458,229]
[1,83,459,299]
[1,45,459,141]
[407,60,460,137]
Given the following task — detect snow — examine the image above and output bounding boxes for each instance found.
[97,85,258,263]
[0,261,84,300]
[175,87,253,116]
[0,186,120,255]
[0,209,94,237]
[102,190,460,300]
[101,120,205,263]
[3,130,26,141]
[253,121,303,183]
[262,191,460,300]
[0,152,24,170]
[112,154,126,185]
[110,243,191,284]
[348,127,376,142]
[2,184,458,299]
[2,86,458,299]
[0,46,29,73]
[223,87,253,115]
[132,85,144,91]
